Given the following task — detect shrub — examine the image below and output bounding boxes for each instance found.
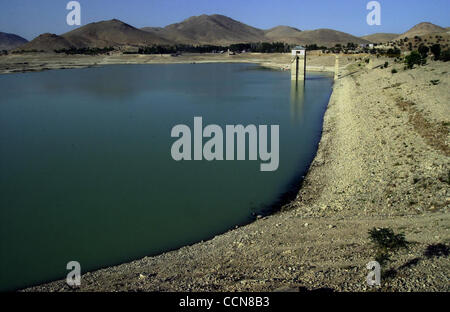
[440,49,450,62]
[391,68,397,74]
[384,61,389,68]
[54,47,114,55]
[369,228,408,250]
[430,44,441,61]
[418,44,429,59]
[368,227,409,266]
[405,51,422,69]
[386,48,401,57]
[430,79,440,85]
[424,243,449,258]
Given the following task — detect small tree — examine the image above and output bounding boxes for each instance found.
[418,44,429,59]
[368,227,409,266]
[405,51,422,69]
[430,44,441,61]
[441,49,450,62]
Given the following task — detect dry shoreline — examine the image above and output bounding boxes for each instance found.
[19,54,450,292]
[0,52,342,74]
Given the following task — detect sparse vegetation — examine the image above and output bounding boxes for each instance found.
[54,47,114,55]
[430,44,441,60]
[405,51,424,69]
[368,227,409,265]
[130,42,295,55]
[230,42,292,53]
[373,47,402,58]
[305,44,327,51]
[11,49,45,54]
[424,243,449,258]
[418,44,429,59]
[440,49,450,62]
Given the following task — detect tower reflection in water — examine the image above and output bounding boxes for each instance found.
[290,80,305,122]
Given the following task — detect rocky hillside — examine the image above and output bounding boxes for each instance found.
[142,15,370,47]
[142,14,266,45]
[292,29,370,46]
[263,26,303,43]
[63,19,170,48]
[361,33,398,43]
[19,16,446,52]
[0,32,28,50]
[396,22,446,39]
[19,19,170,51]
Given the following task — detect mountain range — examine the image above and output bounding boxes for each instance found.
[3,14,449,52]
[18,19,170,51]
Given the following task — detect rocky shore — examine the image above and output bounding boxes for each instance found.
[24,56,449,292]
[0,52,343,74]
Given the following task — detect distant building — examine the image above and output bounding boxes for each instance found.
[359,43,374,49]
[291,46,306,81]
[291,45,306,56]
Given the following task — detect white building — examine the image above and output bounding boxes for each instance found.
[291,45,306,56]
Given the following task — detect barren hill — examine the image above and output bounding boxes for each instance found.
[292,29,370,47]
[0,32,28,50]
[361,33,398,43]
[18,33,73,51]
[264,26,302,40]
[264,27,370,47]
[21,19,171,51]
[396,22,446,39]
[62,19,170,48]
[143,14,266,45]
[143,15,370,47]
[264,26,303,43]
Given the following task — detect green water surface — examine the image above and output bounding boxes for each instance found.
[0,63,333,290]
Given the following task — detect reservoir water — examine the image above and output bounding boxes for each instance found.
[0,63,333,291]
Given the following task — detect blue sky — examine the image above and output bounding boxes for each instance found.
[1,0,448,40]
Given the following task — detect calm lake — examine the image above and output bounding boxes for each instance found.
[0,63,333,291]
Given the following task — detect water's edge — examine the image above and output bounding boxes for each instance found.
[18,66,335,291]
